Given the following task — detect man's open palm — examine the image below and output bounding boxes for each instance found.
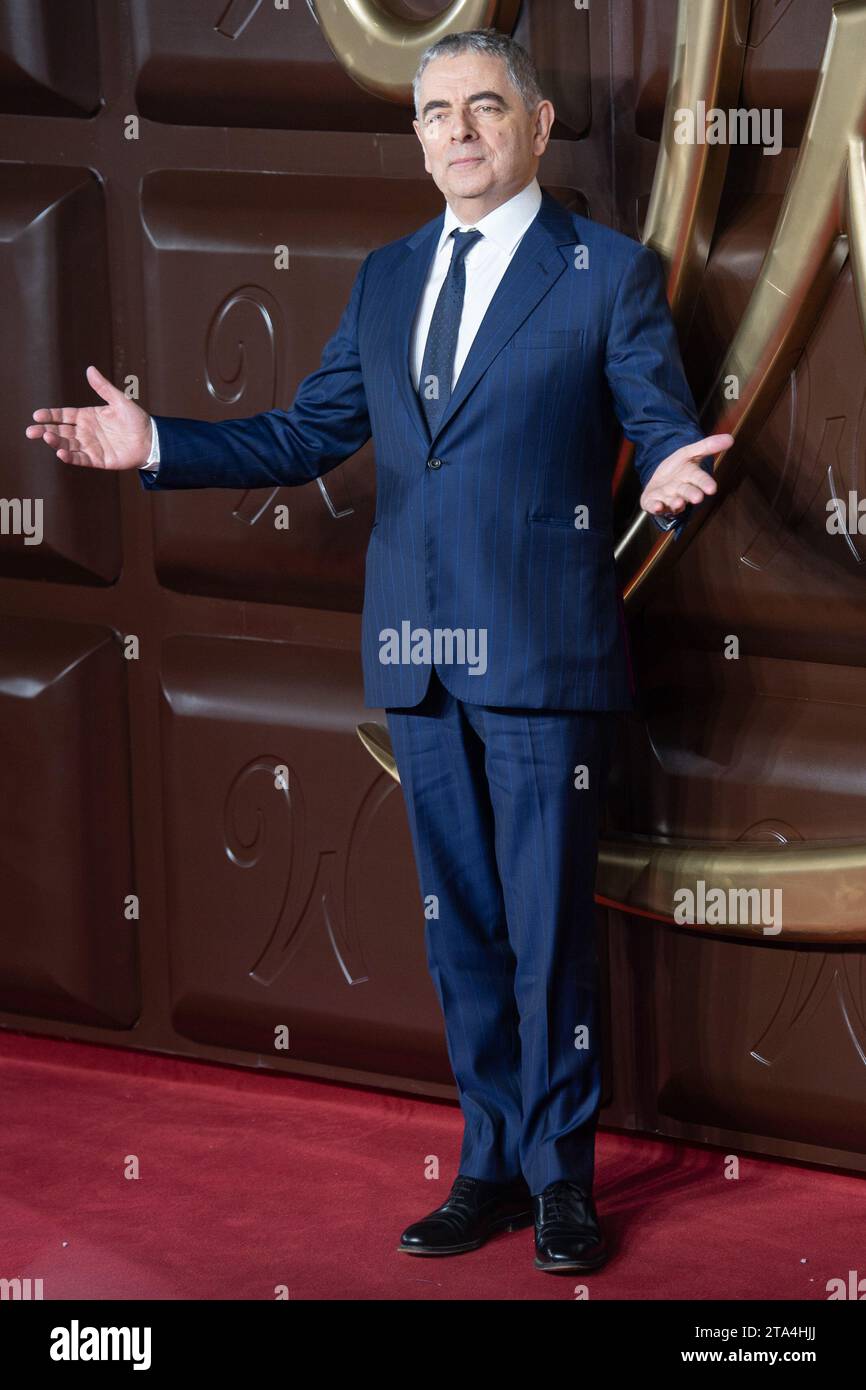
[640,433,734,518]
[25,365,152,470]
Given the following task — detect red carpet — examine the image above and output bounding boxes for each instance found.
[0,1028,860,1300]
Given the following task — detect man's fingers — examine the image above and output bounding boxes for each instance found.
[27,423,80,443]
[644,476,714,513]
[643,433,734,519]
[56,448,94,467]
[676,470,716,501]
[42,428,85,451]
[645,492,686,513]
[678,460,718,489]
[30,408,79,425]
[25,425,65,445]
[27,422,99,465]
[29,366,125,426]
[86,363,124,407]
[684,432,734,461]
[27,423,91,463]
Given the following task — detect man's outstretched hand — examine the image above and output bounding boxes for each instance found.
[640,434,734,520]
[25,365,153,470]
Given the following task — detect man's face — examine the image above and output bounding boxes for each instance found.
[412,52,553,215]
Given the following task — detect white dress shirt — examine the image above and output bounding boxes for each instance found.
[140,177,543,472]
[410,175,542,390]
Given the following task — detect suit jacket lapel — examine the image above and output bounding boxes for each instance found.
[387,191,580,450]
[388,212,443,447]
[430,192,579,445]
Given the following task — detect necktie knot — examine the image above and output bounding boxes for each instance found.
[450,227,483,265]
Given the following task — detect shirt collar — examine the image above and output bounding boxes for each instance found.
[438,177,542,256]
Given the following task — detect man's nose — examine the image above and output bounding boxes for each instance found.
[449,112,478,140]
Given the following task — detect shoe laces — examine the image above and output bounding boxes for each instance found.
[446,1175,483,1213]
[541,1180,592,1224]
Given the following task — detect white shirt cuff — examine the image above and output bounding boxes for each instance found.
[140,418,160,470]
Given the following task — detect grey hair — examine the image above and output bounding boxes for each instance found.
[412,28,544,120]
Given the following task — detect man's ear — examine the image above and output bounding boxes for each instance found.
[533,100,555,157]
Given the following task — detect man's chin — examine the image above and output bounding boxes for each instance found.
[443,165,492,199]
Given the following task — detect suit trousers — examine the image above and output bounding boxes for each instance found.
[385,665,617,1195]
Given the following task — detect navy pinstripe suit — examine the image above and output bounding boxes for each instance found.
[140,190,704,1191]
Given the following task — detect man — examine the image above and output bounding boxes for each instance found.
[27,29,731,1274]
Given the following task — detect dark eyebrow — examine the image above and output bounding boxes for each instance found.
[421,90,510,118]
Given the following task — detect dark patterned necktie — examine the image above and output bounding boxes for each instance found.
[418,227,483,436]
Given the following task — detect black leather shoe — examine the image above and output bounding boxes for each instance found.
[398,1175,533,1256]
[533,1179,608,1272]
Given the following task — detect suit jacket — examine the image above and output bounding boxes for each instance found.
[140,190,705,710]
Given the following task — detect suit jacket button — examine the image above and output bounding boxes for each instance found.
[426,457,443,469]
